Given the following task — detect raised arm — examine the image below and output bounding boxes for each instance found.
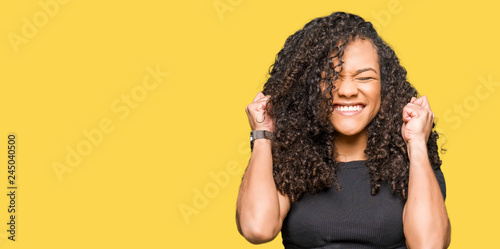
[401,96,451,248]
[236,92,291,244]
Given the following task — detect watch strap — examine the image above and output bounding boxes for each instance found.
[250,130,273,151]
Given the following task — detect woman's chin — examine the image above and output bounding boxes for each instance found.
[333,126,367,137]
[335,129,360,137]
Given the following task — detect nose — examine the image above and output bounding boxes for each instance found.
[335,78,358,98]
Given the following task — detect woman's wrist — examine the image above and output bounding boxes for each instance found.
[252,138,272,152]
[406,139,428,162]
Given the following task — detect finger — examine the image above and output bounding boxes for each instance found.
[259,95,272,102]
[408,103,435,119]
[411,96,425,106]
[402,106,418,122]
[421,96,431,112]
[412,96,431,111]
[410,97,416,103]
[258,103,266,110]
[257,95,272,110]
[401,122,406,139]
[253,92,265,102]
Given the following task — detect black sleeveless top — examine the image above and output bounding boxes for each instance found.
[281,160,446,249]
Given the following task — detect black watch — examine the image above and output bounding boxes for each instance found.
[250,130,273,151]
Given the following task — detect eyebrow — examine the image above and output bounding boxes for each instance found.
[354,68,378,75]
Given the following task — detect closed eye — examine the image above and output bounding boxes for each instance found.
[358,77,374,81]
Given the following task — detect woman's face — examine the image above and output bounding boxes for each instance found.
[327,39,381,137]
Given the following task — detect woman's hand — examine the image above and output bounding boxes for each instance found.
[238,93,290,245]
[401,96,434,145]
[401,95,451,248]
[246,92,274,132]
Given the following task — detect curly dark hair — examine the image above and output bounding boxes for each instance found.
[261,11,442,203]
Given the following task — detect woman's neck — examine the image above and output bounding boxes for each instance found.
[335,130,368,162]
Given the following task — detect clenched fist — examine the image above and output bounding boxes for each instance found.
[401,96,435,145]
[245,92,274,132]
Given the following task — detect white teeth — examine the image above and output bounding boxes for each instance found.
[335,105,364,112]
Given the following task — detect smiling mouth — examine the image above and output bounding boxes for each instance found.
[334,104,365,114]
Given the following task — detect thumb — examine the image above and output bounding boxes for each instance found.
[403,107,417,122]
[401,122,408,143]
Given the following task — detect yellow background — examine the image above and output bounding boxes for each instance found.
[1,0,499,248]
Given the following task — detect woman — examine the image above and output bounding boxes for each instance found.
[236,12,450,248]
